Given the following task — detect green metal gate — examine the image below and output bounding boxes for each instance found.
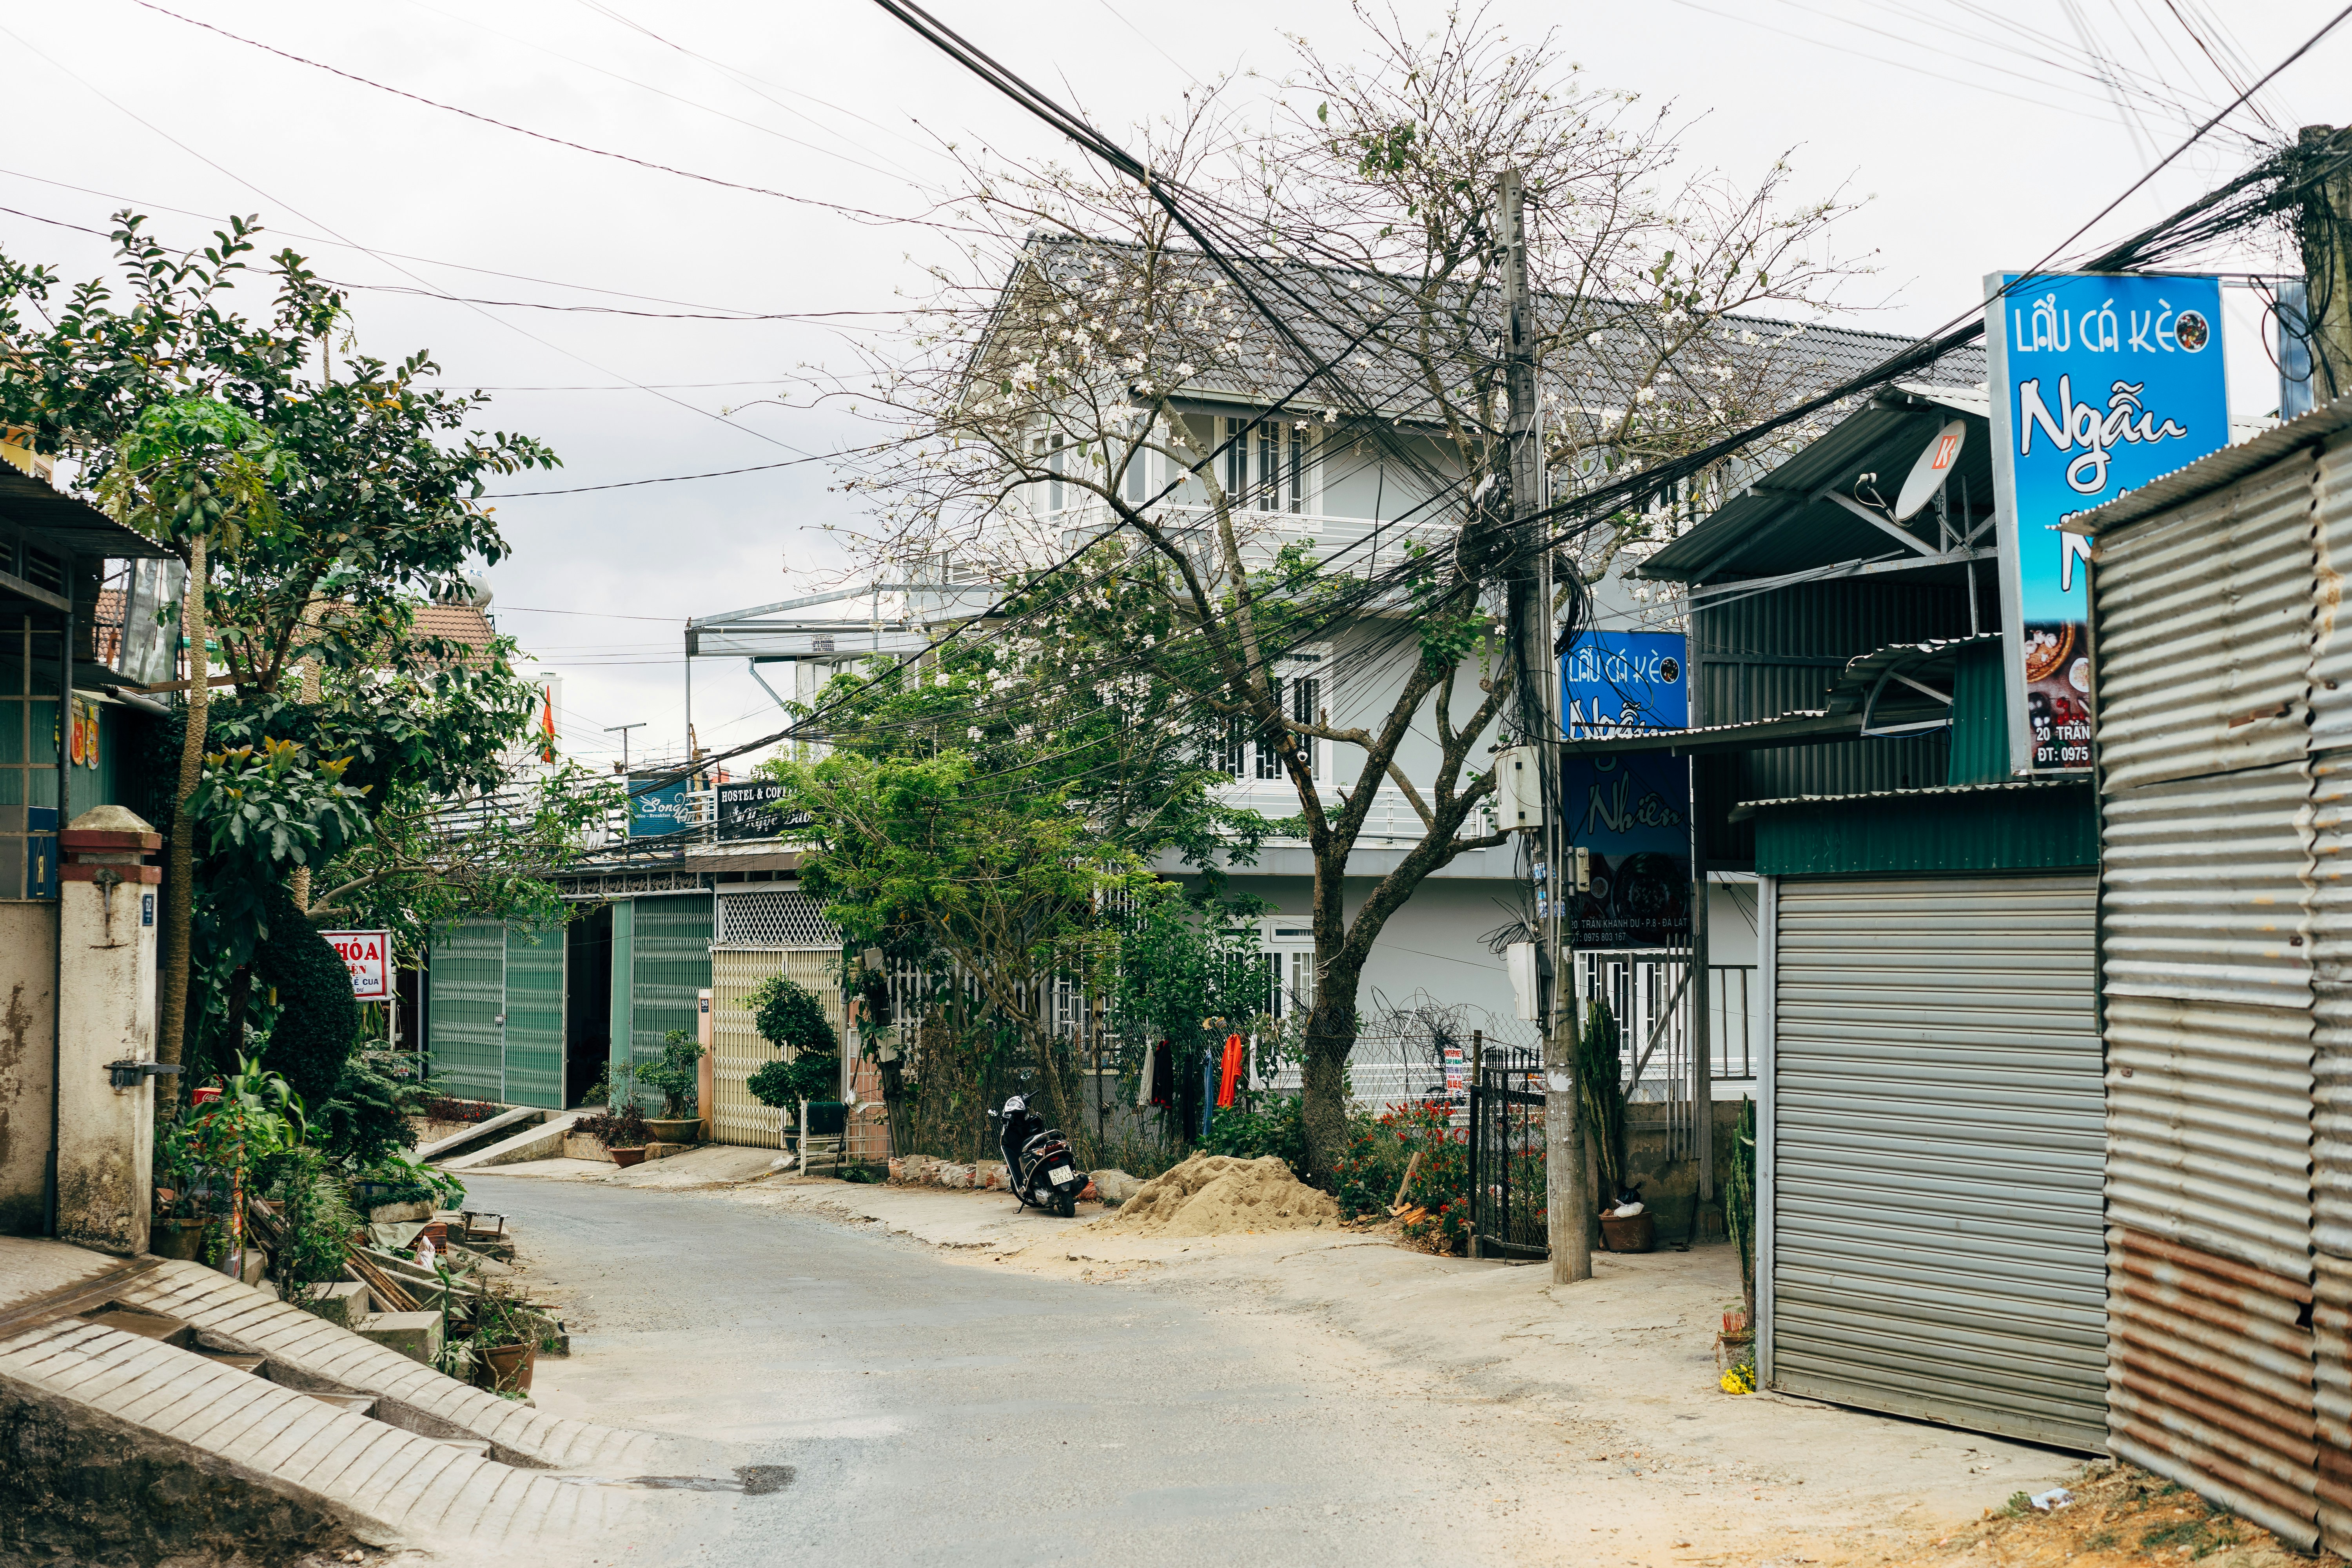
[503,925,566,1109]
[428,918,505,1102]
[628,895,712,1105]
[426,918,571,1110]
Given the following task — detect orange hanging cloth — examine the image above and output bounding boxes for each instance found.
[1216,1032,1245,1109]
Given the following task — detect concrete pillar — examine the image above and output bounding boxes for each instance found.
[54,805,163,1257]
[0,903,59,1236]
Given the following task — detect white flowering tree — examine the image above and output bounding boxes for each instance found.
[824,8,1867,1175]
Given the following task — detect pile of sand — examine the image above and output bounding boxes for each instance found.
[1107,1153,1341,1237]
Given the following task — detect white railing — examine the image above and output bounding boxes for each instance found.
[1054,505,1453,577]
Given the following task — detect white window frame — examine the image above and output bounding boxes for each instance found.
[1262,918,1318,1021]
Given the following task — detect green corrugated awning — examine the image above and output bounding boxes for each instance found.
[1752,778,2095,878]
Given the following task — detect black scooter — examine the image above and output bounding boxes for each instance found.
[992,1094,1082,1217]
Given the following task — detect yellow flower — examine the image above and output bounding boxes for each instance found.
[1720,1362,1755,1395]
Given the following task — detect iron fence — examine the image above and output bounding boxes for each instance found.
[1468,1045,1548,1261]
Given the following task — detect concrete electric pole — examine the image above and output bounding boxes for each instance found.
[2296,125,2352,405]
[1497,169,1591,1285]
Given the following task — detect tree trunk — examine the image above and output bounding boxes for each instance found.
[1299,938,1369,1180]
[157,534,209,1107]
[1299,1011,1355,1181]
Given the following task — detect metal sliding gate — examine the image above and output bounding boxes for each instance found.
[1469,1046,1547,1259]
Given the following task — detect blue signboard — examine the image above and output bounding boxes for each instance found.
[1561,632,1691,949]
[1563,630,1688,737]
[1985,271,2229,772]
[628,774,696,837]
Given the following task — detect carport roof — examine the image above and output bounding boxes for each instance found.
[1636,383,1992,588]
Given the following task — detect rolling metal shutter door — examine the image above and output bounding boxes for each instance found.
[629,894,713,1096]
[427,918,505,1101]
[502,925,566,1109]
[1770,874,2106,1451]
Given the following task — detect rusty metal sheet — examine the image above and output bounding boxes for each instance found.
[2310,756,2352,1261]
[2302,440,2352,749]
[2315,1253,2352,1553]
[2108,1226,2317,1549]
[2102,761,2316,1014]
[2094,452,2319,793]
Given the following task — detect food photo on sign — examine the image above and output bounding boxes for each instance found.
[1985,271,2229,772]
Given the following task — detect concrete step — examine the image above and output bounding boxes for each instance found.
[301,1389,379,1418]
[412,1105,543,1163]
[356,1308,443,1365]
[435,1112,583,1172]
[1,1236,732,1557]
[118,1253,689,1473]
[81,1303,193,1348]
[292,1279,371,1328]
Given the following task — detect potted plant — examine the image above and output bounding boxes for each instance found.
[577,1102,653,1167]
[744,975,840,1152]
[637,1029,706,1145]
[465,1278,554,1395]
[151,1118,211,1261]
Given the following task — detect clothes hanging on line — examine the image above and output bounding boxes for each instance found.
[1150,1037,1175,1107]
[1136,1040,1157,1109]
[1216,1032,1245,1109]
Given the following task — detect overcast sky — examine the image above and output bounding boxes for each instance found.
[3,0,2343,773]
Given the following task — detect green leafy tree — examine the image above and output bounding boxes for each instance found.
[0,213,564,1104]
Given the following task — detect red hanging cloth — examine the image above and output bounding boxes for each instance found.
[1216,1032,1245,1109]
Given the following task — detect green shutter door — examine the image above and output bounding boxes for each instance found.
[630,895,712,1105]
[504,924,567,1109]
[428,918,505,1101]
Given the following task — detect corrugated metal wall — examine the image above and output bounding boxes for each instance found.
[629,895,712,1101]
[2098,453,2320,794]
[1768,874,2107,1451]
[2109,1228,2317,1544]
[2093,435,2328,1546]
[1695,579,1971,864]
[503,925,566,1109]
[426,919,505,1101]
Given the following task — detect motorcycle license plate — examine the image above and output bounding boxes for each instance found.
[1049,1165,1074,1185]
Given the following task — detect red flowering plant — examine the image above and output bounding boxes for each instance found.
[1332,1098,1472,1254]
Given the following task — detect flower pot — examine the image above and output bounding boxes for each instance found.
[608,1146,650,1169]
[644,1118,701,1146]
[151,1217,209,1261]
[1599,1211,1655,1253]
[477,1341,535,1394]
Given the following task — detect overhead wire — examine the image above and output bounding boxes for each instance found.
[0,21,840,474]
[125,0,927,229]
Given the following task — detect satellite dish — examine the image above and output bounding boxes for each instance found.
[1894,419,1967,521]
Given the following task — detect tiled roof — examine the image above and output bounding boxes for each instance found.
[1011,234,1984,422]
[412,602,496,650]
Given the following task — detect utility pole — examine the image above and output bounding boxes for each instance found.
[1498,169,1590,1285]
[2296,125,2352,405]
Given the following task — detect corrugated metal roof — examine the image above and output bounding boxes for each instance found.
[1639,384,1994,584]
[0,466,176,559]
[1564,632,1996,757]
[2069,393,2352,538]
[1738,775,2086,815]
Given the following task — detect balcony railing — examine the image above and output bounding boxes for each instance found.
[1054,504,1453,578]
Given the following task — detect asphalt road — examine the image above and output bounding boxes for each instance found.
[470,1176,1522,1568]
